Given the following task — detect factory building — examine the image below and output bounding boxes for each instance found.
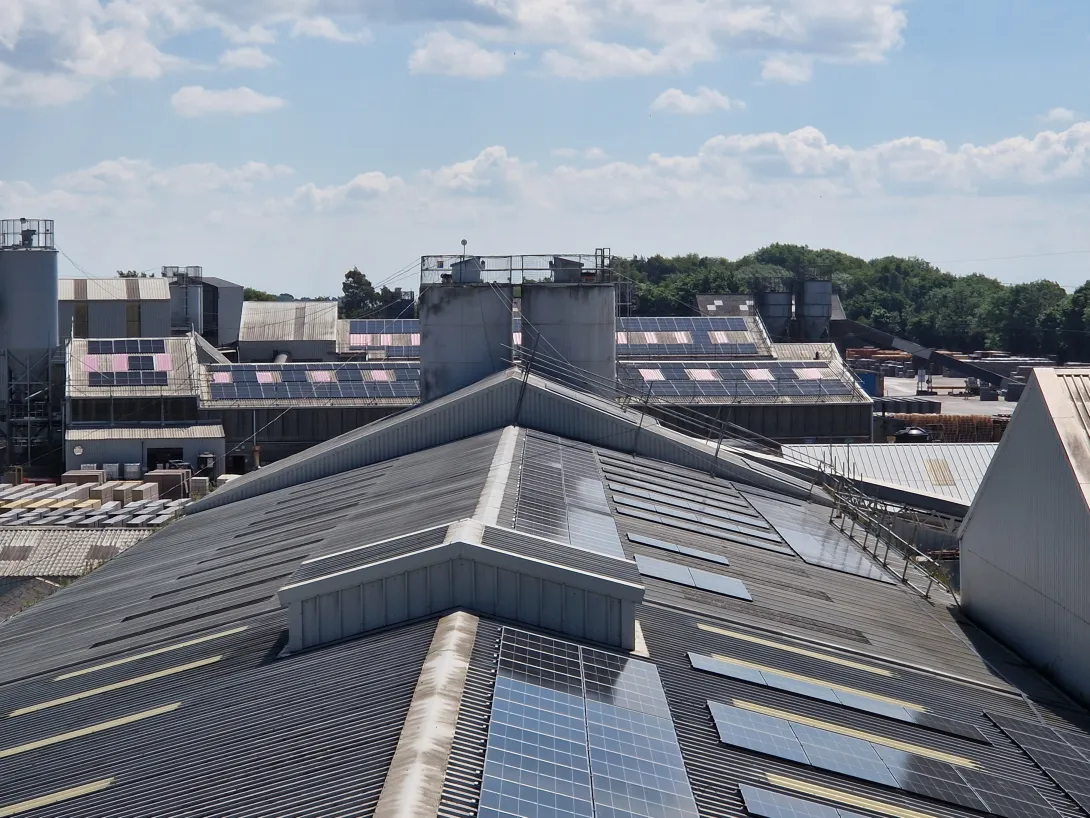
[64,425,225,474]
[238,300,339,362]
[1,363,1088,818]
[59,277,172,339]
[961,367,1090,705]
[162,267,244,348]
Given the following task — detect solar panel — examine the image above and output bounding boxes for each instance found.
[635,555,752,601]
[738,784,844,818]
[203,363,421,401]
[88,371,169,387]
[616,361,855,400]
[87,339,166,355]
[989,713,1090,813]
[712,701,1055,818]
[512,434,628,560]
[610,483,774,534]
[480,628,700,818]
[612,495,783,545]
[615,505,795,555]
[616,317,766,360]
[626,532,730,566]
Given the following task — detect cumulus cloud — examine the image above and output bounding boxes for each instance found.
[409,32,506,78]
[0,0,911,105]
[761,54,814,84]
[219,47,276,69]
[1045,107,1077,123]
[552,147,609,161]
[171,86,286,118]
[651,87,741,115]
[291,17,370,43]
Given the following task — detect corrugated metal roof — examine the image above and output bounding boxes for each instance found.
[66,335,201,399]
[65,425,225,441]
[697,294,758,316]
[0,528,152,577]
[784,443,998,505]
[58,278,171,301]
[239,301,338,343]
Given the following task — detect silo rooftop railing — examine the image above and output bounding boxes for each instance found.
[419,252,615,286]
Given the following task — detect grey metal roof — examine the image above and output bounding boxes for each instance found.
[0,528,152,577]
[784,443,998,505]
[239,300,338,343]
[66,336,201,399]
[65,424,225,442]
[197,276,242,290]
[58,278,171,301]
[1,374,1089,818]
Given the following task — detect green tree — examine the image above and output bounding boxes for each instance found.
[243,287,278,301]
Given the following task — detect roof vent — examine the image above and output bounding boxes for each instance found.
[277,519,644,653]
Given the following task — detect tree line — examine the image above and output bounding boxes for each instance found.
[243,268,412,320]
[615,244,1090,360]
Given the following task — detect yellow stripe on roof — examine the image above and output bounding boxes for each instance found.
[55,626,247,681]
[767,774,940,818]
[734,700,977,768]
[698,623,893,676]
[710,653,923,711]
[0,779,115,817]
[13,657,221,717]
[0,703,180,760]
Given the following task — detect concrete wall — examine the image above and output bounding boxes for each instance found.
[961,375,1090,705]
[0,248,58,354]
[519,283,616,394]
[65,433,225,475]
[419,284,513,402]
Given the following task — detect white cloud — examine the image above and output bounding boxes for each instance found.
[651,87,741,115]
[552,147,609,161]
[291,17,370,43]
[0,0,911,105]
[409,32,507,78]
[761,54,814,84]
[171,86,286,118]
[220,47,276,69]
[1045,107,1077,123]
[15,120,1090,295]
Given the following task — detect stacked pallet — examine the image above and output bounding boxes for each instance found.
[0,481,189,528]
[892,413,1009,443]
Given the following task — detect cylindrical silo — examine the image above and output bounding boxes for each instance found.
[419,282,514,402]
[519,283,616,395]
[800,279,833,341]
[758,290,792,340]
[0,219,59,353]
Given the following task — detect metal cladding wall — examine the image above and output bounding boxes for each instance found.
[59,299,171,339]
[653,401,873,444]
[757,290,792,339]
[961,373,1090,705]
[64,432,226,472]
[207,282,243,345]
[519,283,616,393]
[800,279,833,340]
[0,247,59,352]
[170,282,204,333]
[419,283,513,402]
[237,339,337,362]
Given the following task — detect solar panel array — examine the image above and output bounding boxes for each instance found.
[345,319,420,357]
[710,701,1059,818]
[635,555,753,601]
[513,434,628,560]
[89,371,168,387]
[205,363,420,401]
[617,361,855,399]
[989,712,1090,814]
[626,533,731,567]
[479,627,700,818]
[690,653,986,743]
[617,317,764,358]
[739,784,870,818]
[87,339,167,355]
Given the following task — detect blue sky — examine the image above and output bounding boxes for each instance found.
[1,0,1088,295]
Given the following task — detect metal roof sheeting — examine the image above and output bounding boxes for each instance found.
[65,335,201,399]
[65,425,225,441]
[239,301,338,343]
[58,278,171,301]
[785,443,998,505]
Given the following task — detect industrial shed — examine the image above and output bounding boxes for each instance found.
[238,301,339,362]
[64,424,225,473]
[58,278,171,339]
[1,368,1088,818]
[961,367,1090,706]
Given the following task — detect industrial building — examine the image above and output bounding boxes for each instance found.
[59,277,172,339]
[238,300,339,362]
[1,362,1088,818]
[961,368,1090,707]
